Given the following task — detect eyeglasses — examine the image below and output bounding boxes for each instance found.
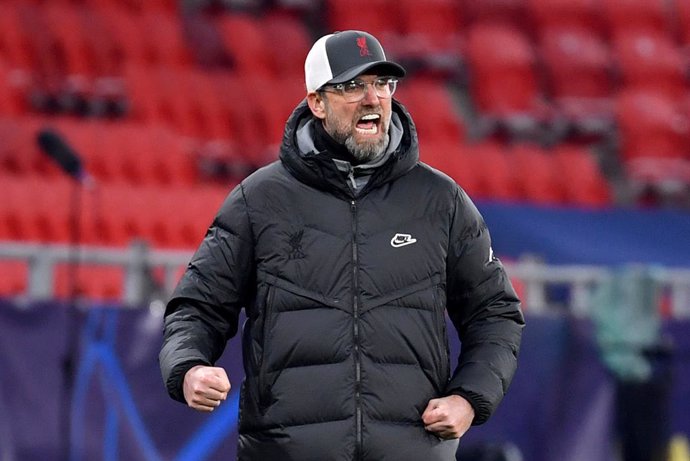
[319,77,398,103]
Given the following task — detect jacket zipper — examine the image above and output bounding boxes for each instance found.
[351,199,362,460]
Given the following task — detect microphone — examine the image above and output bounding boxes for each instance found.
[36,129,86,181]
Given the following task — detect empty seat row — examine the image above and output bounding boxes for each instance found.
[422,141,612,207]
[465,24,690,128]
[0,173,231,249]
[123,64,301,164]
[0,116,203,185]
[326,0,690,58]
[4,0,178,13]
[214,11,313,80]
[0,3,316,83]
[395,77,467,145]
[0,2,192,80]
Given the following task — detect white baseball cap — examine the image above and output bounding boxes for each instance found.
[304,30,406,93]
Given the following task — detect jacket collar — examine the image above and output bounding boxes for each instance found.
[279,99,419,199]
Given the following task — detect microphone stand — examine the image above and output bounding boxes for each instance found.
[61,176,83,461]
[36,127,92,461]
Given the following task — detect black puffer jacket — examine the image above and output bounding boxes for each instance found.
[160,100,524,461]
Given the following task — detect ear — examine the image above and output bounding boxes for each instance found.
[307,92,326,120]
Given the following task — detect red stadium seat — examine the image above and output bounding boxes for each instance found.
[0,116,74,178]
[0,174,22,241]
[466,141,521,202]
[462,0,527,29]
[0,118,39,175]
[399,0,463,47]
[121,63,155,122]
[215,13,275,78]
[42,4,93,78]
[540,26,613,100]
[512,143,566,205]
[138,10,192,68]
[263,12,312,80]
[54,263,124,302]
[611,30,688,100]
[0,4,34,71]
[528,0,603,32]
[552,144,612,207]
[185,70,238,141]
[615,89,690,163]
[96,6,191,69]
[618,91,690,192]
[253,75,304,153]
[420,142,481,198]
[675,0,690,47]
[92,181,228,249]
[14,3,63,80]
[395,77,466,145]
[0,60,33,116]
[538,26,615,135]
[465,23,548,137]
[326,0,401,47]
[0,261,28,297]
[84,16,124,76]
[396,0,464,70]
[142,125,199,186]
[601,0,672,35]
[3,174,72,243]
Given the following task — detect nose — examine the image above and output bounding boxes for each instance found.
[361,82,381,105]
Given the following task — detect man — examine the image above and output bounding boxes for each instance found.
[160,30,524,460]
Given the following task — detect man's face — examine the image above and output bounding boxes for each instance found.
[317,74,393,163]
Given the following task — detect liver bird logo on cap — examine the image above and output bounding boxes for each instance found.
[356,36,371,56]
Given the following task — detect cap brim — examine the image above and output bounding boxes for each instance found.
[326,61,406,86]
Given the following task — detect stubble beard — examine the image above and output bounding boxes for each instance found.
[344,132,389,163]
[324,107,390,163]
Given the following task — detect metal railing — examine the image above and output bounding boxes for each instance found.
[0,241,192,307]
[504,258,690,318]
[1,241,689,318]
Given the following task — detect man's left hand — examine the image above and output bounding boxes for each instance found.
[421,395,475,439]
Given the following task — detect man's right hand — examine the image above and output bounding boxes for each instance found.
[183,365,231,412]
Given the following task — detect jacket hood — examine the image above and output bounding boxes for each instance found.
[278,98,420,199]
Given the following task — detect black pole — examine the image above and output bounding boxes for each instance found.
[36,128,87,461]
[60,179,82,461]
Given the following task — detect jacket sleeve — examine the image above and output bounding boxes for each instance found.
[159,183,255,403]
[444,187,524,425]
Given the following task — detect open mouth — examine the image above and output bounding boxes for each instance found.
[355,114,381,135]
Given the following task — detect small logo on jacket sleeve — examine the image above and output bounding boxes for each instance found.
[390,233,417,248]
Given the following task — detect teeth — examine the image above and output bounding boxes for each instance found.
[361,114,380,121]
[356,125,378,134]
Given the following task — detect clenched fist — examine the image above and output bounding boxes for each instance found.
[183,365,231,412]
[421,395,475,439]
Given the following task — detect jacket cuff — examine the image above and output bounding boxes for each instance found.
[166,360,209,403]
[448,389,491,425]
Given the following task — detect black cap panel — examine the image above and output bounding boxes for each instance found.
[324,31,405,85]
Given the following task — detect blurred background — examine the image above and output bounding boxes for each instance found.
[1,0,690,460]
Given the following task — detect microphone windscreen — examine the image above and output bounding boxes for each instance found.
[36,129,83,179]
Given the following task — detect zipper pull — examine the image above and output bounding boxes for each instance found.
[347,169,357,191]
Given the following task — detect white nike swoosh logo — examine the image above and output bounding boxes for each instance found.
[391,233,417,248]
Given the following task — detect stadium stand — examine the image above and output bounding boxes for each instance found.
[1,0,690,301]
[2,6,690,461]
[464,22,550,139]
[527,0,603,32]
[537,25,615,139]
